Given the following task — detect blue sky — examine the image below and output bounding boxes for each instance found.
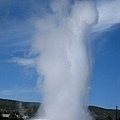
[0,0,120,109]
[90,25,120,108]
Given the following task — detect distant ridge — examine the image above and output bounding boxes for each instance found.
[0,98,40,118]
[0,98,40,103]
[0,98,40,109]
[0,98,120,120]
[89,105,120,120]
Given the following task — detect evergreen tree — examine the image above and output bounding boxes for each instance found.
[0,110,2,118]
[106,115,112,120]
[9,112,17,120]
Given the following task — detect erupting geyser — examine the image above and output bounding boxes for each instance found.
[31,0,98,120]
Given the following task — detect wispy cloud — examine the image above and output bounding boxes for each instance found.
[0,86,34,96]
[94,0,120,32]
[0,90,14,96]
[9,57,35,67]
[0,21,34,45]
[0,85,41,102]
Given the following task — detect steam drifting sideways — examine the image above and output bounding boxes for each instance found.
[31,0,98,120]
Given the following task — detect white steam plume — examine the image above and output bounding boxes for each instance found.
[94,0,120,32]
[31,0,98,120]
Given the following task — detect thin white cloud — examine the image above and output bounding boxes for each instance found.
[0,90,13,96]
[0,85,41,102]
[9,57,35,67]
[0,86,34,96]
[94,0,120,32]
[0,22,34,44]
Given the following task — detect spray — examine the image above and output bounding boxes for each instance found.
[31,0,98,120]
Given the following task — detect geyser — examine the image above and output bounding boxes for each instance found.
[31,0,98,120]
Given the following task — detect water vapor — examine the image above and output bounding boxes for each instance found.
[94,0,120,32]
[31,0,98,120]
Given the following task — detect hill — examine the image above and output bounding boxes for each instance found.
[89,106,120,120]
[0,98,40,118]
[0,98,120,120]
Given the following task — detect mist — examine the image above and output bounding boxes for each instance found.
[31,0,98,120]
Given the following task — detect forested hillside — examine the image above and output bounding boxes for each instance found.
[0,98,120,120]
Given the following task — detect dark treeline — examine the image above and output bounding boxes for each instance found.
[0,98,120,120]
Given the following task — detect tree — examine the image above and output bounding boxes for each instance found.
[118,117,120,120]
[0,110,2,118]
[106,115,112,120]
[18,115,24,120]
[96,118,103,120]
[9,112,17,120]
